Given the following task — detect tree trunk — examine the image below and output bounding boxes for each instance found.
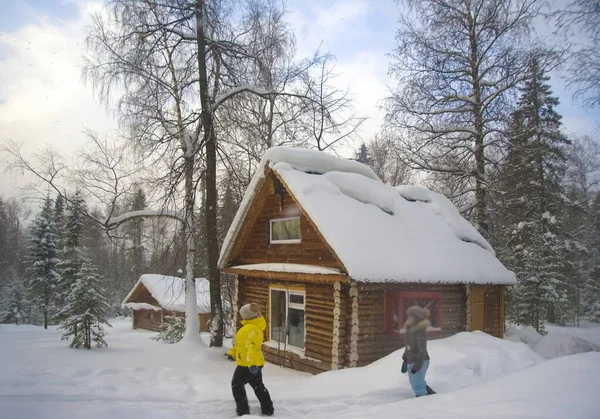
[183,153,200,341]
[467,2,488,239]
[43,287,48,329]
[196,0,223,347]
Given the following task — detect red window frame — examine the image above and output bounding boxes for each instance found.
[385,291,443,334]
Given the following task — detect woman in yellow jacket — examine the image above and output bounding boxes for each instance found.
[227,303,274,416]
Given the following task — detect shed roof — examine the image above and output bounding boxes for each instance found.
[121,274,211,313]
[219,147,516,285]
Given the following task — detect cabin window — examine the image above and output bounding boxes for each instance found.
[269,288,306,349]
[270,217,301,243]
[385,291,442,333]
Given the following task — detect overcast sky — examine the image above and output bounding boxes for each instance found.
[1,0,598,199]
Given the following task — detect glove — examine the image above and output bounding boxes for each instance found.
[411,361,422,374]
[401,360,408,374]
[249,365,259,374]
[225,353,235,362]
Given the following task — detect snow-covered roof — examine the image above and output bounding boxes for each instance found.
[121,274,211,313]
[219,147,516,285]
[229,263,342,275]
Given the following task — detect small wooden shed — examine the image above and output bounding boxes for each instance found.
[121,274,211,332]
[219,147,516,374]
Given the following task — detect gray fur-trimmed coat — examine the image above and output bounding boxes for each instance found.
[402,319,430,371]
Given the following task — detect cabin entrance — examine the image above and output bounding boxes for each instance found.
[469,284,505,338]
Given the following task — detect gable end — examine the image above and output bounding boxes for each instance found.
[225,168,345,271]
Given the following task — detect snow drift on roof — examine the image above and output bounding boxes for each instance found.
[219,147,516,285]
[229,263,342,275]
[122,274,211,313]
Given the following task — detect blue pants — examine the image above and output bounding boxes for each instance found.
[407,359,429,397]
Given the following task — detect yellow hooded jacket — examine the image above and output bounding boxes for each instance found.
[227,317,266,367]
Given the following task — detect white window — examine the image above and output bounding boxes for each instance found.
[269,288,306,349]
[270,217,301,243]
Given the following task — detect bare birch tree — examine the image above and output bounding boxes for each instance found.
[385,0,551,237]
[553,0,600,109]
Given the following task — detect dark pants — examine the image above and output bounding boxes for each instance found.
[231,366,274,416]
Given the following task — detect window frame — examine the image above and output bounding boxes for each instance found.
[268,286,306,350]
[385,291,443,334]
[269,216,301,244]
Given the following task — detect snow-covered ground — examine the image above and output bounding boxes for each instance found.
[1,318,599,418]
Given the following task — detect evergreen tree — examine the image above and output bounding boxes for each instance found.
[355,143,369,165]
[57,260,111,349]
[27,197,61,329]
[582,192,600,321]
[53,195,66,251]
[498,60,572,331]
[0,270,29,324]
[0,198,9,281]
[124,187,147,283]
[56,190,87,310]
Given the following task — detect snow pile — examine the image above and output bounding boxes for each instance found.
[264,146,380,180]
[220,147,515,284]
[546,321,600,346]
[305,331,543,397]
[230,263,341,275]
[506,324,600,359]
[122,274,211,313]
[343,352,600,419]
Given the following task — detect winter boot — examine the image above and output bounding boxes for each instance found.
[426,385,436,395]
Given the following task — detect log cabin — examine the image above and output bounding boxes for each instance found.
[219,147,516,374]
[121,274,211,333]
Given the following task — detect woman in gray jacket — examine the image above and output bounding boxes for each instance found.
[402,305,436,397]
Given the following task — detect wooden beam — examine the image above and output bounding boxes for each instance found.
[331,281,341,370]
[348,281,359,367]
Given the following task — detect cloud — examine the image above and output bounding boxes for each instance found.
[0,1,115,197]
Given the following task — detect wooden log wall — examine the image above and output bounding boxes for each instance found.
[354,283,467,367]
[133,309,163,331]
[237,275,337,374]
[133,309,210,332]
[231,175,341,269]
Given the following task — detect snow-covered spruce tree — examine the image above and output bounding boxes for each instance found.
[55,190,87,312]
[563,137,600,323]
[497,110,531,325]
[582,192,600,321]
[124,187,148,285]
[498,60,573,330]
[53,195,66,249]
[0,198,9,281]
[27,196,61,329]
[0,271,29,324]
[57,260,111,349]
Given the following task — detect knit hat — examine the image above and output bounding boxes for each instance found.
[239,303,261,320]
[407,305,430,322]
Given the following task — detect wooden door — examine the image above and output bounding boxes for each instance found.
[483,285,503,338]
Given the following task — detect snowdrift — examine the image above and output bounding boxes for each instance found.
[302,331,543,397]
[341,352,600,419]
[506,324,600,359]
